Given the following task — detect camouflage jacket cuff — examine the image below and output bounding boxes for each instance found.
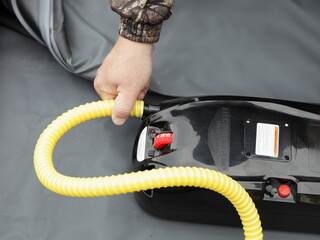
[119,17,162,43]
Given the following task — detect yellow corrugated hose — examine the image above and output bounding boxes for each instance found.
[34,100,263,240]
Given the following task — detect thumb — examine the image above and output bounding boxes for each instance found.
[112,90,139,125]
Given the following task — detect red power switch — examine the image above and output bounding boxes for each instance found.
[278,184,291,198]
[153,133,173,149]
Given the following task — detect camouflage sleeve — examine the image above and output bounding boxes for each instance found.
[109,0,174,43]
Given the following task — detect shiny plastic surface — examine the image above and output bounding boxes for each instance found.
[133,97,320,232]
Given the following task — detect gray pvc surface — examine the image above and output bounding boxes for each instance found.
[61,0,320,103]
[10,0,320,103]
[1,26,320,240]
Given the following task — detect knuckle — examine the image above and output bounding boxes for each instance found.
[114,106,131,118]
[94,69,104,90]
[93,79,101,92]
[95,67,103,79]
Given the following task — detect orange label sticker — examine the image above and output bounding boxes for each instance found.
[255,123,280,157]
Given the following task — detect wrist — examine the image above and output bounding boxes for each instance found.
[114,36,155,57]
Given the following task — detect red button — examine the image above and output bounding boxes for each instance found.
[278,184,291,198]
[153,133,173,149]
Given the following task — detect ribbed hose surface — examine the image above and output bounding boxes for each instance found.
[34,100,263,240]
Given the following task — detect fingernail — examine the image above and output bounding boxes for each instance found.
[112,116,127,125]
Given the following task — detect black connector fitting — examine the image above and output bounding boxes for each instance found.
[143,104,160,118]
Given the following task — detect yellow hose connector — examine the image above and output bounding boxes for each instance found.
[34,100,263,240]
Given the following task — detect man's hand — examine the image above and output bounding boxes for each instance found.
[94,36,154,125]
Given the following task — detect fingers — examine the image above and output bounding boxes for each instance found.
[94,71,147,125]
[94,69,117,100]
[112,89,140,125]
[93,36,152,125]
[95,73,147,125]
[137,87,148,100]
[95,89,116,101]
[95,81,147,125]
